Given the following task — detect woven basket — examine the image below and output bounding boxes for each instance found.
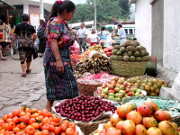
[111,60,148,77]
[77,81,102,96]
[75,118,109,135]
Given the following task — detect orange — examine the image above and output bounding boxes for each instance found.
[24,125,36,135]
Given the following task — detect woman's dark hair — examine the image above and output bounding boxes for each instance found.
[21,14,29,22]
[49,0,75,19]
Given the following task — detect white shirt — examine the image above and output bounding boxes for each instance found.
[97,31,110,36]
[117,28,127,38]
[87,33,99,42]
[77,28,87,38]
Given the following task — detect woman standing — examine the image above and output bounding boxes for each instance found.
[11,14,37,77]
[44,0,79,111]
[87,28,100,46]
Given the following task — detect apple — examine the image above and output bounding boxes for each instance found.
[125,89,131,93]
[109,93,115,97]
[127,83,133,87]
[108,90,115,93]
[102,88,108,94]
[131,88,138,92]
[114,97,121,102]
[111,76,119,81]
[114,87,120,93]
[127,92,134,96]
[118,93,124,98]
[123,81,128,87]
[107,84,114,90]
[115,93,120,97]
[120,85,126,90]
[135,92,140,96]
[102,83,107,88]
[119,90,125,95]
[108,96,115,100]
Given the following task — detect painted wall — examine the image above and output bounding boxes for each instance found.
[151,0,164,65]
[134,0,152,55]
[163,0,180,72]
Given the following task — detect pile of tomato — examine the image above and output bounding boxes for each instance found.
[0,107,79,135]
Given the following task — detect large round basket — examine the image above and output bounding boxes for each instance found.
[77,81,102,96]
[110,60,148,77]
[75,118,109,135]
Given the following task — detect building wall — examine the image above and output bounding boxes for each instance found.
[151,0,164,65]
[134,0,152,55]
[163,0,180,72]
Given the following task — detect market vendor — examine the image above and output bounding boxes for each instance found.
[116,23,127,44]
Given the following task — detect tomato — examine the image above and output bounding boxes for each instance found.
[29,117,36,124]
[31,123,40,129]
[0,119,5,126]
[52,116,61,123]
[20,115,30,123]
[54,127,61,134]
[8,121,16,130]
[66,127,75,135]
[12,116,20,124]
[12,110,20,117]
[41,129,49,135]
[24,125,36,135]
[13,127,21,133]
[34,131,43,135]
[60,123,68,132]
[19,122,27,129]
[42,124,51,131]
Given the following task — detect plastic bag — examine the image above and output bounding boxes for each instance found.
[70,40,80,54]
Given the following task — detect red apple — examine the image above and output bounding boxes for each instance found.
[127,92,134,96]
[108,90,115,93]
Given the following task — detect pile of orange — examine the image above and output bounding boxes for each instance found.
[0,107,79,135]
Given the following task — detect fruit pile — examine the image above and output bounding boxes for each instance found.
[54,95,117,122]
[110,40,150,62]
[126,76,168,96]
[103,46,113,57]
[95,101,180,135]
[74,53,111,78]
[95,77,146,102]
[0,107,79,135]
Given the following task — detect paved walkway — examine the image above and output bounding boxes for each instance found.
[0,56,47,117]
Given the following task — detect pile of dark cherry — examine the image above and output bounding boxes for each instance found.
[55,95,117,122]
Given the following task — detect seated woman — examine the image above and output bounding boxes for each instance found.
[0,45,7,60]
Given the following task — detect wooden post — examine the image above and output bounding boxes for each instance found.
[6,9,9,24]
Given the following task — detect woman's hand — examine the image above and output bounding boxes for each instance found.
[56,59,64,73]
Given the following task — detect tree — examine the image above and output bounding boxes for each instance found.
[117,0,130,19]
[70,0,131,28]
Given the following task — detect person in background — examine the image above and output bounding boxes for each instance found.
[11,14,37,77]
[77,22,87,53]
[87,28,100,46]
[117,23,127,44]
[98,26,110,37]
[44,0,79,112]
[37,17,47,57]
[0,45,7,60]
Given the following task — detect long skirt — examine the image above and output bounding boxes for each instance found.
[44,64,79,101]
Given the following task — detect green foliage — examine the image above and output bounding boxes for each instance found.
[70,0,131,28]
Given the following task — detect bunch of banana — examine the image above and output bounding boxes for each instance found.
[74,54,111,78]
[88,45,103,52]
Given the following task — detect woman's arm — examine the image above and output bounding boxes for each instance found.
[11,33,18,47]
[50,39,64,73]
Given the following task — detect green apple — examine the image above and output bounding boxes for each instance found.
[108,96,115,100]
[114,97,121,102]
[108,93,115,97]
[102,87,108,94]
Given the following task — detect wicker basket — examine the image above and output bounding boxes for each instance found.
[75,118,109,135]
[111,60,148,77]
[77,81,102,96]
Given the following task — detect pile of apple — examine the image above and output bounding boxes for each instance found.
[104,46,113,57]
[96,77,145,102]
[54,95,117,122]
[94,101,180,135]
[126,76,168,96]
[0,107,80,135]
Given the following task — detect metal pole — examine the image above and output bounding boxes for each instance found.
[40,0,44,19]
[94,0,97,30]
